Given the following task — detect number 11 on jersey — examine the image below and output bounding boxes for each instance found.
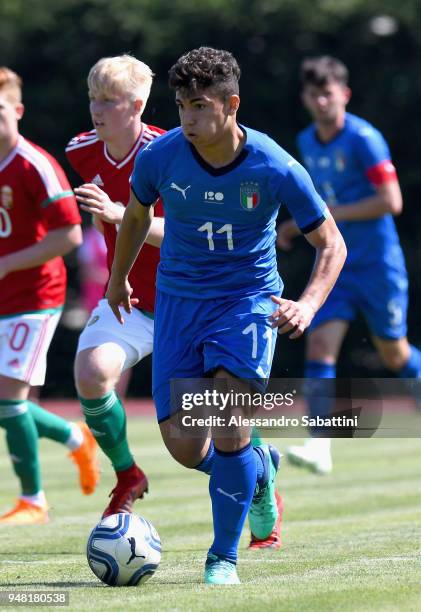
[197,222,234,251]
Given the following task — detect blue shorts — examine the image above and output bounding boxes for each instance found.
[153,290,278,422]
[310,263,408,339]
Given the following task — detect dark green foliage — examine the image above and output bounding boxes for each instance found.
[2,0,420,390]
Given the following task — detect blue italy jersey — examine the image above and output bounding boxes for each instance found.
[131,126,327,299]
[297,112,404,269]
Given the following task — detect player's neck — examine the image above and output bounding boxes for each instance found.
[0,133,19,163]
[104,123,142,161]
[316,112,346,143]
[194,124,245,169]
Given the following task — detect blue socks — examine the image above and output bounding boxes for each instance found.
[195,441,265,484]
[304,361,336,435]
[195,441,215,475]
[208,444,257,563]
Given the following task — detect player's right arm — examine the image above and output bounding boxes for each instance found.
[106,189,154,323]
[74,182,164,247]
[0,225,82,280]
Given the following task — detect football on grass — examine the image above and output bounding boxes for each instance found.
[87,513,161,586]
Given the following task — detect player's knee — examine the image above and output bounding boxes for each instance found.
[74,359,114,398]
[159,425,205,468]
[306,333,334,362]
[164,442,200,468]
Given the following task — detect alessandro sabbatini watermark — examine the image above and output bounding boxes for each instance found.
[169,378,421,438]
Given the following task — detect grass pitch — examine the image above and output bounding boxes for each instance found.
[1,417,421,611]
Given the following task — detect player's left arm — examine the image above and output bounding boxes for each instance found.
[271,158,346,338]
[271,213,346,338]
[330,129,402,222]
[0,224,82,280]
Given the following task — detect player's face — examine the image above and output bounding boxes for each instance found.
[302,81,350,125]
[89,89,140,141]
[175,88,238,147]
[0,93,23,143]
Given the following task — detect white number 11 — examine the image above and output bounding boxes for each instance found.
[197,222,234,251]
[242,323,273,365]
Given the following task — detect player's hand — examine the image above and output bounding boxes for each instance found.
[0,255,12,280]
[269,295,315,339]
[276,220,299,251]
[105,276,139,324]
[74,183,125,224]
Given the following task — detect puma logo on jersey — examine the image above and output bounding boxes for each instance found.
[170,182,191,200]
[92,174,104,186]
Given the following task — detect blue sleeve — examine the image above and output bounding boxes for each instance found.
[130,144,160,207]
[275,160,327,234]
[353,126,391,171]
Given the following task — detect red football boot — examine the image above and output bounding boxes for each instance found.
[102,464,148,518]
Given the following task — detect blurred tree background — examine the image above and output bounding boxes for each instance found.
[1,0,420,395]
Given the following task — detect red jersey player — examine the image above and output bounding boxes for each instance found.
[66,55,165,517]
[0,67,99,525]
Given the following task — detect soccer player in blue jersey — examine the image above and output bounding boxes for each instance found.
[277,56,421,474]
[106,47,346,584]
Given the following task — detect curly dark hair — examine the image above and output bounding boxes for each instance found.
[168,47,241,99]
[300,56,349,88]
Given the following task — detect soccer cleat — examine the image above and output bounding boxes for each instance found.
[248,444,280,540]
[204,553,240,585]
[286,439,332,475]
[0,499,49,525]
[102,464,148,518]
[68,422,100,495]
[249,489,284,549]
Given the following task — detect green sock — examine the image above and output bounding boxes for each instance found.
[251,427,264,447]
[28,401,71,444]
[0,400,41,495]
[79,391,133,471]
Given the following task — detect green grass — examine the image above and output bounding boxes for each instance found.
[1,420,421,611]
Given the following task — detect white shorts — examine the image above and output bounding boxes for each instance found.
[77,300,154,370]
[0,309,62,386]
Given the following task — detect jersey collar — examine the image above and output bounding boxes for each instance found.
[314,114,348,146]
[103,124,145,170]
[189,125,249,176]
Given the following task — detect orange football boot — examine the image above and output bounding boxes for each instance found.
[68,422,100,495]
[0,499,49,525]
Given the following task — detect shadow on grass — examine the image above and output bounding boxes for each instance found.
[1,581,101,588]
[1,551,79,556]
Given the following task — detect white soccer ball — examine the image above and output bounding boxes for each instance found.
[87,513,161,586]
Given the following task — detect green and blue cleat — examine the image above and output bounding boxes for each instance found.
[248,444,283,549]
[204,553,240,585]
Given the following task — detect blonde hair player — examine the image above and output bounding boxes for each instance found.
[66,55,165,517]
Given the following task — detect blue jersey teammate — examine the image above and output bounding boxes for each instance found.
[106,47,346,585]
[277,56,421,474]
